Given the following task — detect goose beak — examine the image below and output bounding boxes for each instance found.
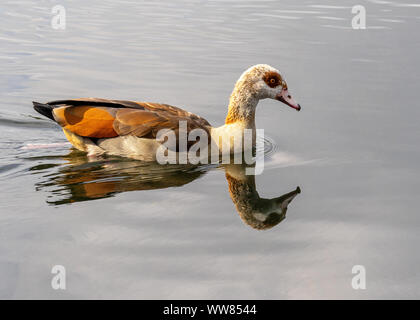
[276,88,301,111]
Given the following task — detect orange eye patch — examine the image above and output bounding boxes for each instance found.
[263,71,282,88]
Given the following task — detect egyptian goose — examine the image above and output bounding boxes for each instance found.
[33,64,300,161]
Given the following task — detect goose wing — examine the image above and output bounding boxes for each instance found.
[42,98,211,140]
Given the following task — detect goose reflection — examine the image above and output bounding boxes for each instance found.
[224,164,300,230]
[30,150,301,230]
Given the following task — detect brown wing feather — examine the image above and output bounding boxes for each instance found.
[48,98,211,141]
[113,108,170,137]
[53,106,118,138]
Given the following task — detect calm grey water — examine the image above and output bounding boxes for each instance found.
[1,0,420,299]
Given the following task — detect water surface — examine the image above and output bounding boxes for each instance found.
[1,0,420,299]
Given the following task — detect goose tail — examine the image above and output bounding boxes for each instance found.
[32,101,55,121]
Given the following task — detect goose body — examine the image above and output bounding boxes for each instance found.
[33,64,300,161]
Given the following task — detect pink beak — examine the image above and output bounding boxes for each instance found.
[276,88,301,111]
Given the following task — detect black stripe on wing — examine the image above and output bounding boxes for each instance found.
[46,99,146,110]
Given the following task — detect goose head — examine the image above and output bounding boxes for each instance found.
[226,64,301,124]
[243,64,301,109]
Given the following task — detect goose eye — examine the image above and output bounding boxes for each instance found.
[263,71,281,88]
